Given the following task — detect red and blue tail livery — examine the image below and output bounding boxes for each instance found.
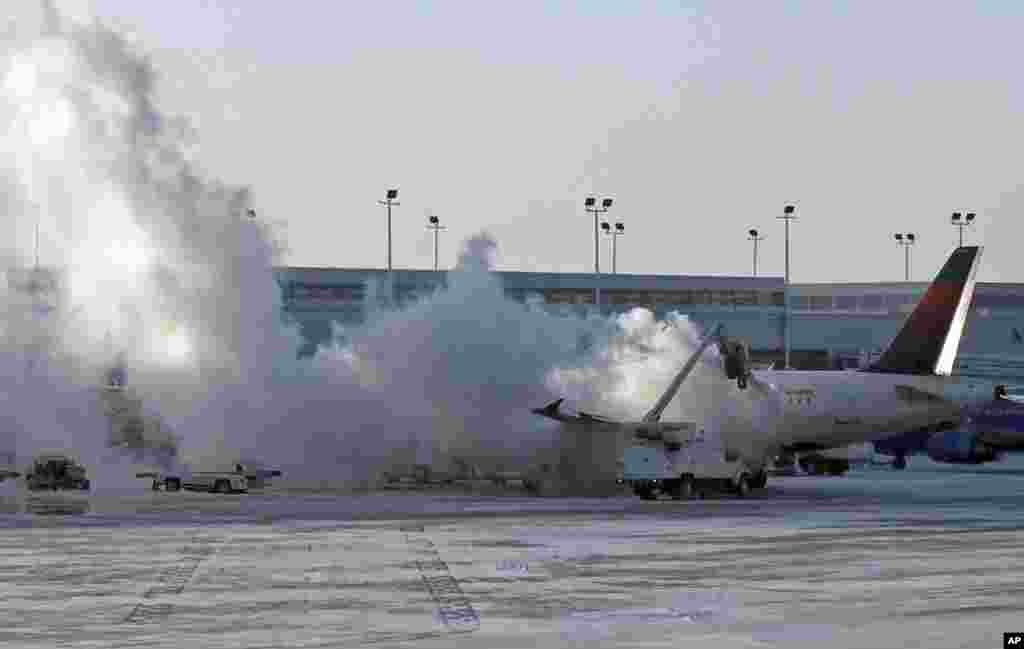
[867,246,982,376]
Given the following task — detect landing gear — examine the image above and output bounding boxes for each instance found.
[892,455,907,470]
[751,471,767,489]
[634,485,656,500]
[734,474,751,498]
[667,476,695,500]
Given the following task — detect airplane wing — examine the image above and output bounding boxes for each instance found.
[531,397,621,425]
[577,411,618,423]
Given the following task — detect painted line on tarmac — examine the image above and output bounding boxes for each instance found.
[123,534,222,624]
[404,528,481,635]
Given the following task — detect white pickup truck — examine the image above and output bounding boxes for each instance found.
[138,462,282,494]
[138,463,249,494]
[618,428,764,500]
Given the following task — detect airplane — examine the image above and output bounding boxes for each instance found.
[874,387,1024,468]
[533,246,1003,486]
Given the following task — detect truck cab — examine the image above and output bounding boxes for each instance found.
[619,429,763,499]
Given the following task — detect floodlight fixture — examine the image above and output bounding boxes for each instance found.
[603,219,625,273]
[894,232,915,280]
[378,189,402,272]
[584,196,615,303]
[951,211,976,246]
[777,204,799,369]
[748,227,765,276]
[426,214,446,272]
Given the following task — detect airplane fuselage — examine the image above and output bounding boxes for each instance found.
[749,369,998,451]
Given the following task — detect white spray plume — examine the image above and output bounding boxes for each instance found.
[0,1,774,493]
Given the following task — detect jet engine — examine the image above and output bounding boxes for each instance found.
[925,430,1001,464]
[718,337,751,389]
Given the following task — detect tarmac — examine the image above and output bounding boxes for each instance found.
[1,459,1023,648]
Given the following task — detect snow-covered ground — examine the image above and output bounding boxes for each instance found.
[0,467,1022,648]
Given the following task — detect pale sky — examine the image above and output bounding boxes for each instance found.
[90,0,1024,283]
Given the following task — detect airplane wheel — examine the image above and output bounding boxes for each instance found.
[734,474,750,498]
[215,480,232,494]
[893,455,907,470]
[752,471,767,489]
[678,476,694,500]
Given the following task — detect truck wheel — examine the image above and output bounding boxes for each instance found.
[734,474,751,498]
[215,480,231,494]
[166,478,181,492]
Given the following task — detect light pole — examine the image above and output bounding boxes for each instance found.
[601,221,625,274]
[748,228,765,276]
[378,189,400,272]
[585,196,613,306]
[426,214,446,272]
[950,212,975,248]
[777,204,797,369]
[894,233,915,281]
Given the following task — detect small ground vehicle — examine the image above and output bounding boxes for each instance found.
[0,451,19,482]
[138,463,254,494]
[25,453,90,491]
[618,429,764,500]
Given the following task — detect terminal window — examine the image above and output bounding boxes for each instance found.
[835,295,858,310]
[809,295,833,310]
[732,291,758,306]
[861,294,884,310]
[290,283,364,302]
[885,294,912,309]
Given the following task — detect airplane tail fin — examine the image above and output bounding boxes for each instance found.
[867,246,982,376]
[642,323,723,423]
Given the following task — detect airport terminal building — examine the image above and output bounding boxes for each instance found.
[275,267,1024,369]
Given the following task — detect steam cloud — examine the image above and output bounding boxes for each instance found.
[0,1,774,493]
